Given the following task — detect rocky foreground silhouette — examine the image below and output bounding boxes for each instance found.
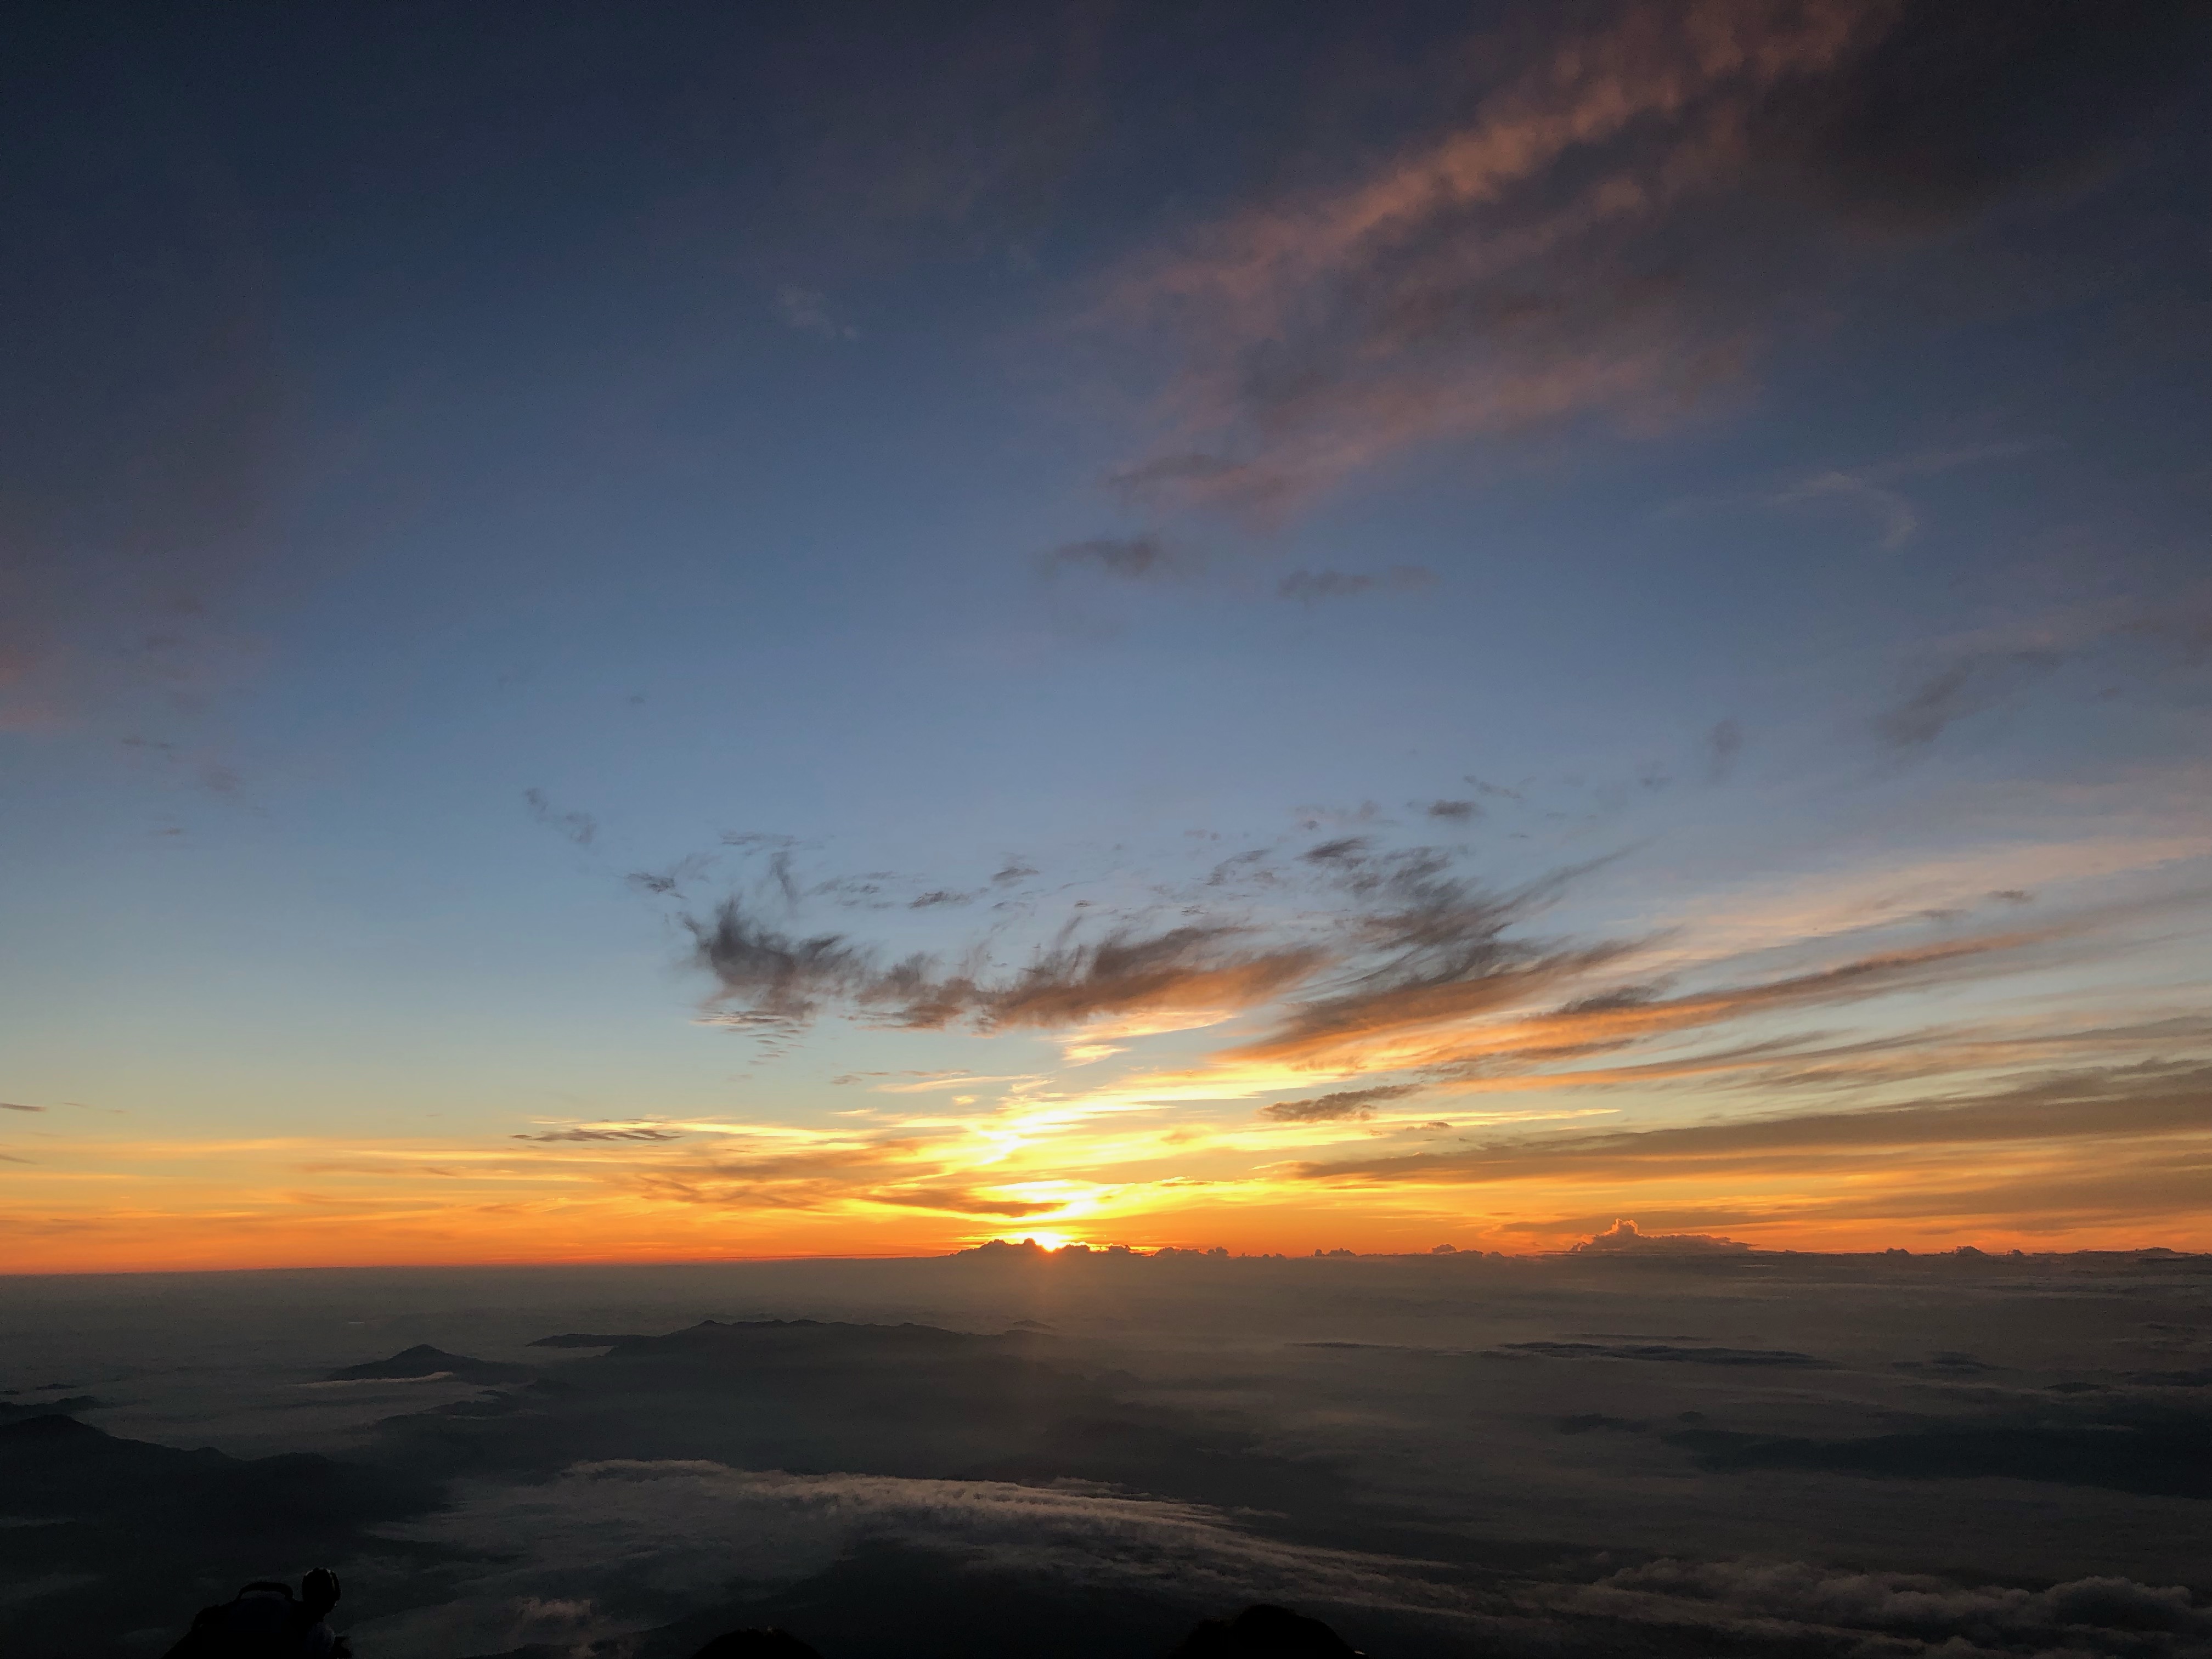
[687,1604,1361,1657]
[157,1576,1362,1659]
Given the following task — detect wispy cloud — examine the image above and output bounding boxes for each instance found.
[1667,438,2061,550]
[774,286,858,340]
[1261,1086,1419,1124]
[1254,928,2069,1079]
[1870,592,2212,749]
[1277,567,1436,603]
[1771,470,1918,550]
[1042,534,1173,580]
[1293,1062,2212,1189]
[539,800,2206,1243]
[429,808,2174,1248]
[1096,3,2193,516]
[1876,652,2066,748]
[27,794,2207,1261]
[685,900,1328,1036]
[1702,719,1743,783]
[1639,830,2212,961]
[524,788,599,849]
[1221,867,1635,1074]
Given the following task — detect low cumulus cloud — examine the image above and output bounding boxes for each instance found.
[1567,1218,1751,1255]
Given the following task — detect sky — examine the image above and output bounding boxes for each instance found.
[3,0,2209,1272]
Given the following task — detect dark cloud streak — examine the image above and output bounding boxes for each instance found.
[1703,719,1743,783]
[1043,535,1170,580]
[684,898,1325,1035]
[1294,1062,2212,1186]
[1875,653,2064,747]
[524,789,599,849]
[1261,1085,1419,1123]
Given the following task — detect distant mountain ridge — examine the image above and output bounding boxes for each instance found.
[323,1344,533,1384]
[0,1392,103,1420]
[527,1331,646,1347]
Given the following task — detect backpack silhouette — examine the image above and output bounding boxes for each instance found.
[690,1632,824,1659]
[163,1570,347,1657]
[1169,1604,1363,1657]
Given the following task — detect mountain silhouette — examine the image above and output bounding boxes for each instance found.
[323,1344,533,1384]
[0,1393,103,1420]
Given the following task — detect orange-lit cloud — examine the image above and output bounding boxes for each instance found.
[1097,0,1889,514]
[687,900,1328,1033]
[10,805,2209,1272]
[1228,929,2063,1077]
[1293,1062,2212,1186]
[1088,0,2196,519]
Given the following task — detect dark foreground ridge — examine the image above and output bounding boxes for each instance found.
[0,1416,440,1655]
[156,1582,1361,1659]
[686,1605,1362,1659]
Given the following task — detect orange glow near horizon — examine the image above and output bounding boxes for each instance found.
[7,1098,2207,1274]
[10,839,2209,1278]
